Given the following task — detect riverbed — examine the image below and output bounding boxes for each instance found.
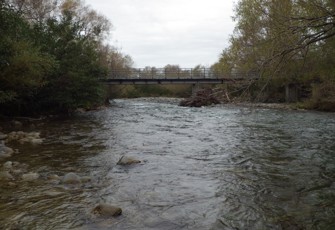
[1,98,335,229]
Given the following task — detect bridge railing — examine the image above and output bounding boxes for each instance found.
[107,68,258,80]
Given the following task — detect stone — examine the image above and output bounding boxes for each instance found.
[3,161,13,171]
[0,145,14,158]
[48,174,60,180]
[22,172,39,181]
[7,182,17,187]
[30,138,43,145]
[0,171,14,181]
[6,131,43,144]
[92,204,122,217]
[62,172,81,184]
[117,156,141,165]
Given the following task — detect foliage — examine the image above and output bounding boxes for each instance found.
[0,4,56,112]
[0,0,132,115]
[213,0,335,106]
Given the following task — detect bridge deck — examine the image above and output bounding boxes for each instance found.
[101,78,251,85]
[100,68,258,85]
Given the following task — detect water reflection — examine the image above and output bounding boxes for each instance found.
[0,99,334,229]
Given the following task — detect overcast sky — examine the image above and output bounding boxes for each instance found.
[85,0,236,68]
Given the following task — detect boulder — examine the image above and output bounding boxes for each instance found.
[117,156,141,166]
[92,203,122,217]
[62,172,81,184]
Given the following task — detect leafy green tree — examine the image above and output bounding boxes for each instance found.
[0,3,55,114]
[35,10,107,113]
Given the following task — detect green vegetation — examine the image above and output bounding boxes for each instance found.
[0,0,132,115]
[212,0,335,111]
[2,0,334,114]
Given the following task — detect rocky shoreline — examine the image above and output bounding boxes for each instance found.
[0,119,141,226]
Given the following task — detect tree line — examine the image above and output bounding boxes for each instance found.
[0,0,133,115]
[212,0,335,111]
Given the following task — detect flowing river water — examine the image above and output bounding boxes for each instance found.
[1,98,335,229]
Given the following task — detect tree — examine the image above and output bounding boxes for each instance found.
[164,65,181,78]
[35,10,108,112]
[0,3,56,113]
[99,45,134,78]
[213,0,335,106]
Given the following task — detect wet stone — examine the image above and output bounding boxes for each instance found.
[62,172,81,184]
[3,161,13,171]
[0,171,14,181]
[117,155,141,165]
[22,172,39,181]
[0,143,14,159]
[92,204,122,217]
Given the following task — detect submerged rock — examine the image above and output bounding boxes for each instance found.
[92,204,122,217]
[117,156,141,165]
[0,171,14,181]
[48,174,60,180]
[3,161,13,171]
[6,131,43,144]
[22,172,39,181]
[0,142,14,158]
[62,172,81,184]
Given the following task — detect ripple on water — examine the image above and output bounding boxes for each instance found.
[1,99,335,229]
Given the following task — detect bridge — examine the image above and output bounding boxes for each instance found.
[100,68,258,85]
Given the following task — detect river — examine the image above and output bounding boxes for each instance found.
[0,98,335,229]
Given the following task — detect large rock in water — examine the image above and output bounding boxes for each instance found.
[117,156,141,165]
[62,172,81,184]
[92,204,122,217]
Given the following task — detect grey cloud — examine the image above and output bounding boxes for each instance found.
[86,0,235,67]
